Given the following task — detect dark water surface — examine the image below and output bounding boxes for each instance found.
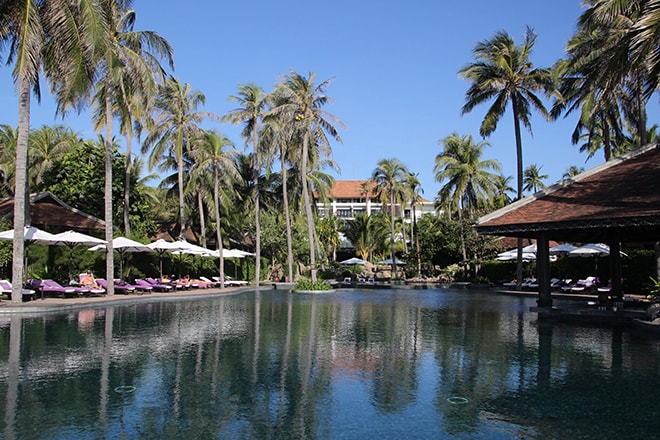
[1,288,660,439]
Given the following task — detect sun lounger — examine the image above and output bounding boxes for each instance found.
[200,276,221,287]
[115,279,151,294]
[30,279,78,298]
[571,276,599,293]
[136,278,173,292]
[77,273,106,296]
[0,279,36,301]
[95,278,132,295]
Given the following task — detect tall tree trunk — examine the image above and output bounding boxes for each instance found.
[389,191,398,279]
[214,167,225,288]
[11,75,30,302]
[177,136,186,241]
[104,91,115,295]
[512,99,524,290]
[198,191,206,248]
[301,132,317,282]
[253,150,261,287]
[123,132,132,236]
[281,155,294,282]
[413,204,422,276]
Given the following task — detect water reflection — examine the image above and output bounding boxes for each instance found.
[0,289,660,439]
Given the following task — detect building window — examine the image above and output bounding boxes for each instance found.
[337,209,351,218]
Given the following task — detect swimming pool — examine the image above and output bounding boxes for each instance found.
[1,287,659,439]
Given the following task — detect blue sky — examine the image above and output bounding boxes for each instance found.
[1,0,656,199]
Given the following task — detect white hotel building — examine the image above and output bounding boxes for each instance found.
[316,180,436,221]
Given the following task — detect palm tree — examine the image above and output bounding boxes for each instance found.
[270,70,343,282]
[28,125,78,188]
[143,77,209,244]
[459,27,554,288]
[370,158,409,278]
[434,133,500,261]
[0,125,18,198]
[492,174,514,209]
[563,165,585,180]
[0,0,101,302]
[405,172,424,276]
[88,1,173,294]
[191,130,238,288]
[523,164,548,194]
[224,84,268,287]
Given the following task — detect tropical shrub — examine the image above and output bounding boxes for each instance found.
[294,277,332,291]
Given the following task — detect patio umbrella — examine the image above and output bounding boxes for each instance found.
[340,257,368,265]
[168,240,215,277]
[146,239,188,279]
[0,226,62,277]
[496,249,536,261]
[89,237,152,278]
[568,243,627,274]
[52,231,106,281]
[378,258,406,265]
[549,243,577,255]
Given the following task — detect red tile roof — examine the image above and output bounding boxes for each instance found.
[329,180,376,198]
[476,144,660,242]
[0,192,105,232]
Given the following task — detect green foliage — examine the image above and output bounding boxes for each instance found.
[294,277,332,291]
[646,277,660,301]
[39,139,156,235]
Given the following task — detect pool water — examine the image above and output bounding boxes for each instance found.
[1,288,659,439]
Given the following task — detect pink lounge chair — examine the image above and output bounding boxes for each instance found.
[0,280,36,301]
[115,279,151,294]
[77,273,106,296]
[136,278,173,292]
[95,279,132,295]
[30,279,78,298]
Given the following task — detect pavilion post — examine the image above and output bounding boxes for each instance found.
[609,241,623,300]
[536,233,552,308]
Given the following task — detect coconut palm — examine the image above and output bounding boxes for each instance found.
[224,84,268,286]
[459,27,554,289]
[492,174,514,209]
[405,172,424,276]
[0,0,102,301]
[270,70,343,282]
[370,158,409,278]
[28,125,79,188]
[523,164,548,194]
[563,165,585,180]
[144,77,210,244]
[434,133,500,261]
[191,130,238,288]
[0,125,18,198]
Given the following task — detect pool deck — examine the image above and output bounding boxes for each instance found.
[0,284,258,314]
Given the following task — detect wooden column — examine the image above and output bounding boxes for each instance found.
[536,233,552,308]
[609,240,623,300]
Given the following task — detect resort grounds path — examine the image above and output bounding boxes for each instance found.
[0,285,257,314]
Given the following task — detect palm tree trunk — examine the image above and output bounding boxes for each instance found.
[512,99,524,290]
[281,155,294,282]
[389,191,398,279]
[301,132,317,282]
[413,205,422,276]
[177,137,186,241]
[253,151,261,287]
[104,91,115,295]
[214,167,225,288]
[123,132,132,236]
[11,75,30,303]
[198,191,206,248]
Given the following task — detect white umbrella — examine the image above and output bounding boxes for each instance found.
[340,257,368,265]
[549,243,577,255]
[147,239,188,279]
[52,230,107,280]
[89,237,152,277]
[0,226,62,277]
[568,243,627,274]
[0,226,60,244]
[378,258,406,265]
[496,250,536,261]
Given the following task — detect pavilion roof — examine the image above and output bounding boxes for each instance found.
[0,191,105,232]
[475,143,660,243]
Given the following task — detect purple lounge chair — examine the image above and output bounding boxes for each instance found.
[114,279,151,294]
[136,278,173,292]
[31,279,78,298]
[0,280,36,301]
[96,279,132,295]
